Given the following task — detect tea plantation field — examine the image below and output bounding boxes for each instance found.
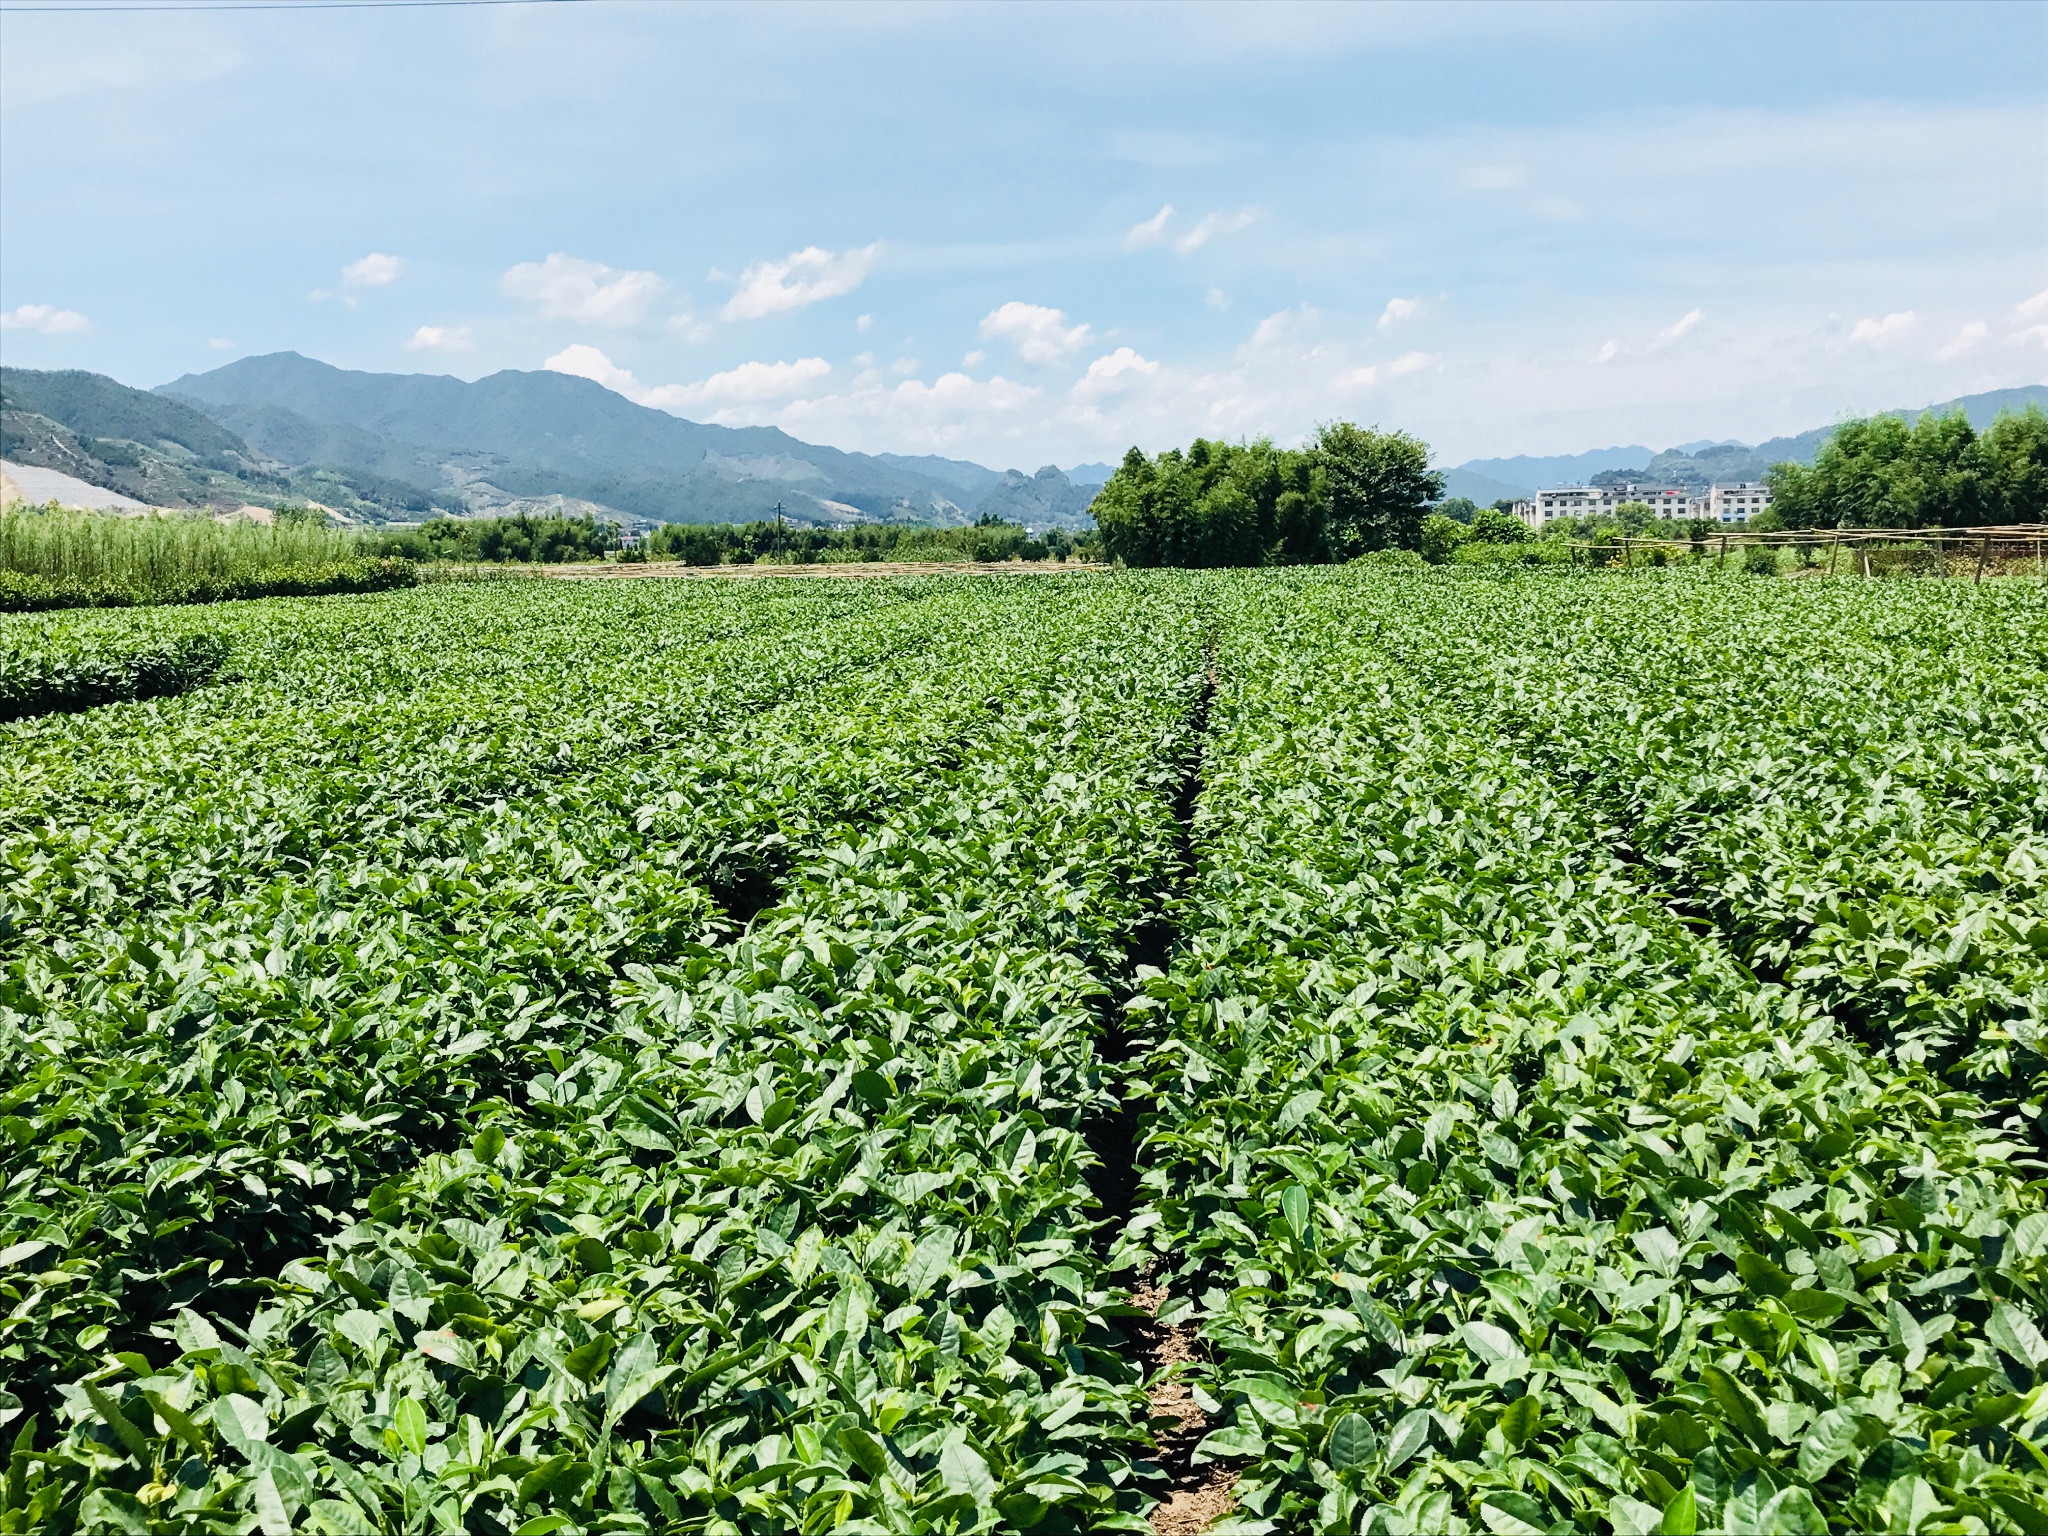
[2,569,2045,1535]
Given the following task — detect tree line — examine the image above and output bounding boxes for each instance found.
[641,515,1097,566]
[371,512,620,564]
[1766,404,2048,529]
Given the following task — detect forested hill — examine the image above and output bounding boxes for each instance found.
[1,364,455,517]
[157,352,980,526]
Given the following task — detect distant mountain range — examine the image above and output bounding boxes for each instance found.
[1441,384,2048,503]
[2,354,1104,529]
[7,353,2042,529]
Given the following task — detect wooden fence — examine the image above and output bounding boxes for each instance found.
[1574,524,2048,581]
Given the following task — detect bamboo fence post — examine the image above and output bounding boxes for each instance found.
[1828,532,1840,576]
[1718,534,1727,568]
[1622,536,1631,571]
[1862,544,1872,579]
[1974,532,1991,585]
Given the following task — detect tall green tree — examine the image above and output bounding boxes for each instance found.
[1766,405,2047,529]
[1985,404,2048,523]
[1091,437,1324,568]
[1311,422,1443,558]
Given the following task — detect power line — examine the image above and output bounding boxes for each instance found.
[1,0,602,12]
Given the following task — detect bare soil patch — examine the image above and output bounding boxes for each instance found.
[1133,1279,1238,1535]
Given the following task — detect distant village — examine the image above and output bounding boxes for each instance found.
[1510,480,1773,530]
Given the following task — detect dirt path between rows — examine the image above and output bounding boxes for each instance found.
[542,559,1111,581]
[1134,1279,1238,1534]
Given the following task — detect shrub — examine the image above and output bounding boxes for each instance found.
[0,633,228,722]
[1352,547,1427,569]
[1419,512,1470,565]
[0,556,415,613]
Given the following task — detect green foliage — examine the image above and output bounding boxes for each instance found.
[5,566,2045,1534]
[0,576,1200,1533]
[371,512,620,565]
[1,367,245,462]
[1129,568,2048,1534]
[1418,513,1469,565]
[1612,500,1657,535]
[1090,438,1324,569]
[1465,506,1528,545]
[1091,423,1442,568]
[0,557,415,614]
[1433,497,1480,524]
[1768,405,2048,530]
[1449,539,1569,568]
[643,518,1084,566]
[1315,422,1444,561]
[0,632,227,721]
[1742,544,1780,575]
[0,506,410,612]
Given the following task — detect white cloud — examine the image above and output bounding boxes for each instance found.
[721,243,878,321]
[1594,339,1619,364]
[1531,197,1584,222]
[406,324,474,352]
[891,357,919,376]
[1385,350,1432,377]
[1175,208,1260,253]
[759,367,1044,454]
[1378,296,1421,329]
[879,371,1041,418]
[673,304,1410,464]
[1849,311,1918,344]
[962,348,986,366]
[1125,204,1175,249]
[979,301,1092,364]
[544,345,834,416]
[667,314,715,344]
[0,303,89,333]
[207,337,233,350]
[1246,307,1307,352]
[663,357,833,407]
[502,254,664,328]
[544,344,642,396]
[342,253,405,288]
[2011,325,2048,350]
[1657,308,1704,344]
[1936,321,1988,360]
[1206,288,1231,312]
[856,313,873,333]
[2015,289,2048,322]
[1073,347,1161,399]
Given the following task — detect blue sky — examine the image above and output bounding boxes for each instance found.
[2,0,2044,469]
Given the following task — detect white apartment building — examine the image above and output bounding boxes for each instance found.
[1525,482,1690,528]
[1702,482,1772,523]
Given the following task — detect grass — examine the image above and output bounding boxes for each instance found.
[0,504,362,589]
[0,504,413,610]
